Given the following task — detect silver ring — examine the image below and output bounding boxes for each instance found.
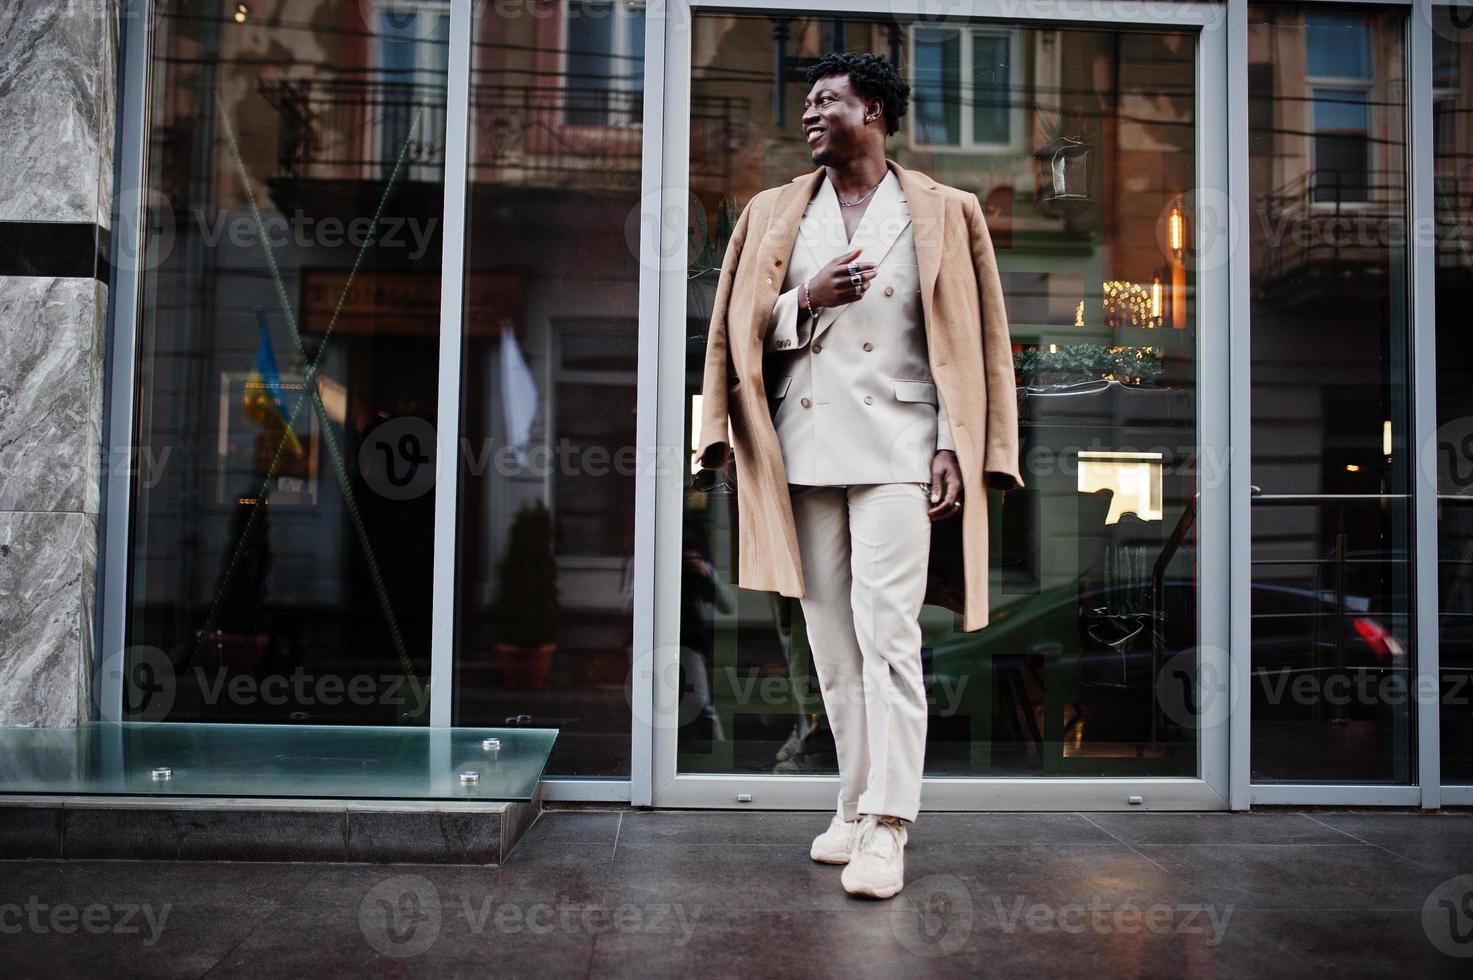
[847,261,860,274]
[850,272,863,286]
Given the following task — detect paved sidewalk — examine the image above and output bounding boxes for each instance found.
[3,808,1471,977]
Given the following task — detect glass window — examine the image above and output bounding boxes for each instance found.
[912,27,1016,149]
[972,32,1013,145]
[1247,4,1413,783]
[1432,6,1473,785]
[123,1,449,725]
[683,15,1200,780]
[565,0,646,126]
[913,28,962,145]
[452,1,645,777]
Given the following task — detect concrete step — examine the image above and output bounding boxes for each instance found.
[0,788,544,865]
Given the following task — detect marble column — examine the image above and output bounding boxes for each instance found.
[0,0,118,726]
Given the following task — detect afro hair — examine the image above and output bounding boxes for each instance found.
[805,51,911,137]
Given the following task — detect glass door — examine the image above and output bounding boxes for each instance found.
[651,1,1232,809]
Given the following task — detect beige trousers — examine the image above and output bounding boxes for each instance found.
[788,482,932,823]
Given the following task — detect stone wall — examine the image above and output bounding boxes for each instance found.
[0,0,118,725]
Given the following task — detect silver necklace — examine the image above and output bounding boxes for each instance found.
[836,177,884,208]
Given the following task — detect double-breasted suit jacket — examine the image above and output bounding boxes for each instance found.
[698,157,1025,631]
[762,167,956,485]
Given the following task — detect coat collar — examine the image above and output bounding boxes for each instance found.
[746,157,945,356]
[800,166,906,269]
[785,157,942,297]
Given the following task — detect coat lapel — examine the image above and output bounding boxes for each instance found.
[743,168,824,360]
[742,158,943,360]
[892,159,943,335]
[810,170,909,345]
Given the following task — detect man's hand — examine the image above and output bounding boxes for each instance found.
[698,443,728,470]
[805,247,877,311]
[927,450,963,521]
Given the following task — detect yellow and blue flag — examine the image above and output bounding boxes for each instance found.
[243,306,306,459]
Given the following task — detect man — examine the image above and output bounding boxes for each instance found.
[695,51,1024,899]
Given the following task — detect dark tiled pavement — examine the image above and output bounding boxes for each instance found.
[2,808,1471,978]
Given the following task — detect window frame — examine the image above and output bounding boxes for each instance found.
[906,24,1028,156]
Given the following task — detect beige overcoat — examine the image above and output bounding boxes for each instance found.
[697,157,1025,631]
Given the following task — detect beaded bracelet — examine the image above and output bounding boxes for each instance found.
[802,278,820,318]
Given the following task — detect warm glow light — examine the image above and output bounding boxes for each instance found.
[1075,300,1085,327]
[1169,208,1183,253]
[1049,343,1058,354]
[234,3,248,23]
[1151,277,1161,319]
[1103,280,1156,329]
[1383,419,1392,456]
[1077,451,1164,523]
[1346,464,1361,473]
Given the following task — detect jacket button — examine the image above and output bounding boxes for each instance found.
[862,341,873,351]
[766,276,773,284]
[812,342,822,353]
[884,286,894,296]
[864,395,873,405]
[800,397,811,408]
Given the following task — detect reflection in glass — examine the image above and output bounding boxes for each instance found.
[452,1,644,776]
[124,2,447,725]
[1433,8,1473,784]
[1247,5,1413,783]
[682,15,1200,779]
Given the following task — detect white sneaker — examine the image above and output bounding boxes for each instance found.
[840,814,908,898]
[810,812,861,864]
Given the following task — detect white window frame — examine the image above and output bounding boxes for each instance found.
[907,24,1027,156]
[1303,9,1378,213]
[646,0,1233,812]
[560,0,648,128]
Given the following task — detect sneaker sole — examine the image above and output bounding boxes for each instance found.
[810,847,851,865]
[842,877,903,899]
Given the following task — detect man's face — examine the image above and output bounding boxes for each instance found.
[801,73,879,165]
